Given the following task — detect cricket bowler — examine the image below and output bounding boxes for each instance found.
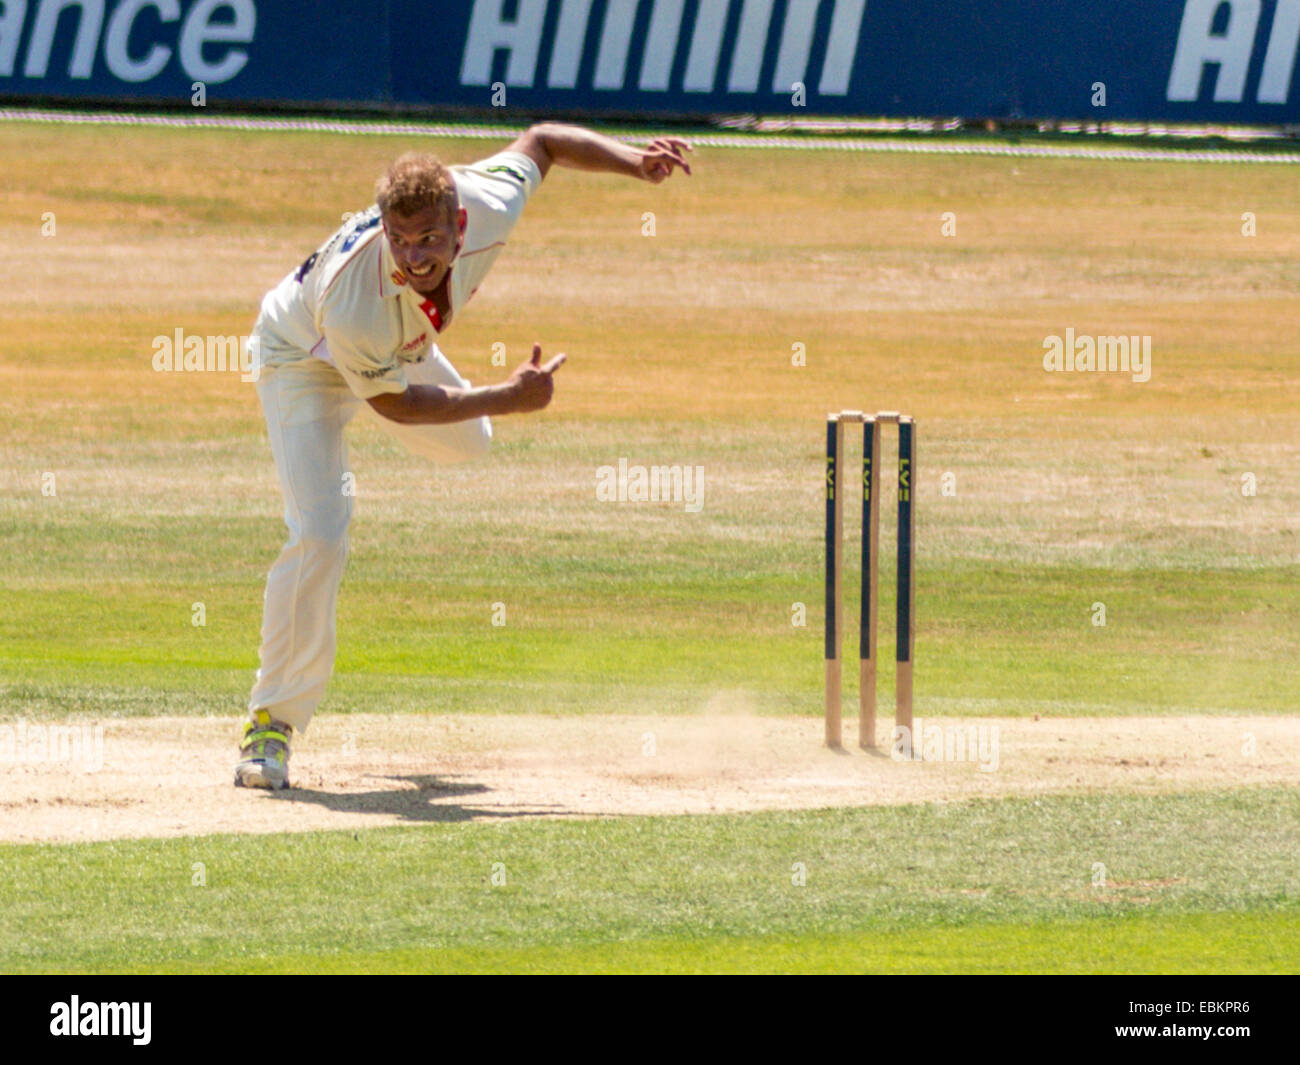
[236,124,692,789]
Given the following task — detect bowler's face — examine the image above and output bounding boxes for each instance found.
[383,205,465,296]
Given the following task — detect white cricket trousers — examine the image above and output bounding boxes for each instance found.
[248,349,491,733]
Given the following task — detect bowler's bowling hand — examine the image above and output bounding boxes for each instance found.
[505,343,566,413]
[635,137,693,183]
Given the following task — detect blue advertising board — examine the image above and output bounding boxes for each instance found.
[2,1,1297,122]
[0,0,388,103]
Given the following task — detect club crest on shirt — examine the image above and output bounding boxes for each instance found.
[390,270,408,286]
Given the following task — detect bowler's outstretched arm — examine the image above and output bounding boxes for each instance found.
[510,123,693,182]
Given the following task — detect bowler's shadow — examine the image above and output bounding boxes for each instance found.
[267,774,572,823]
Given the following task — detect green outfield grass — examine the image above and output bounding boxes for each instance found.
[1,556,1295,717]
[3,787,1296,974]
[163,912,1296,974]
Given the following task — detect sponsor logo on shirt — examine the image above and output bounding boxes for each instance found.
[401,333,429,354]
[485,164,527,184]
[357,362,398,380]
[341,211,382,253]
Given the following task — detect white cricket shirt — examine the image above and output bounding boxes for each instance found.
[254,150,541,399]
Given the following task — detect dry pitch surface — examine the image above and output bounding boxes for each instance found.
[3,713,1296,843]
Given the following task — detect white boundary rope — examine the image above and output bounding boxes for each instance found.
[4,107,1299,164]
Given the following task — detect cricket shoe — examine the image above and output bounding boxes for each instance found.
[234,710,293,790]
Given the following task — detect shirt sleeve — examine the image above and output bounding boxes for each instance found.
[456,149,543,207]
[449,150,542,303]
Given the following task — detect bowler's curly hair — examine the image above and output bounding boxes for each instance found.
[375,152,458,218]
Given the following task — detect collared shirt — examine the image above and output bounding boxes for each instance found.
[255,150,541,399]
